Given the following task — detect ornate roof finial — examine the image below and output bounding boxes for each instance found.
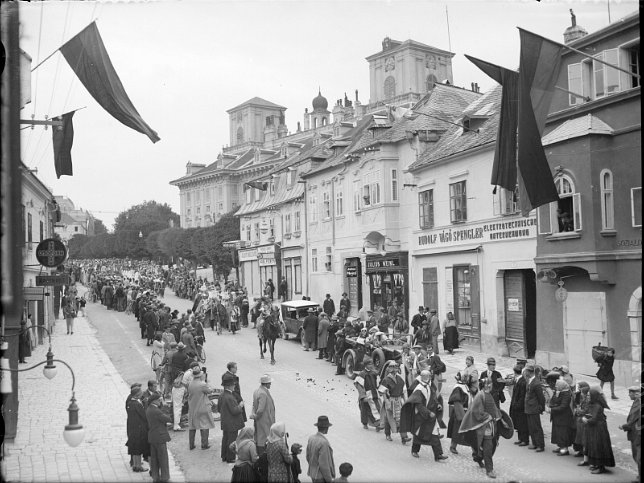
[570,9,576,27]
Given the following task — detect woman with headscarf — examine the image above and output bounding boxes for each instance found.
[126,386,150,473]
[581,387,615,474]
[442,311,458,355]
[458,356,479,391]
[573,381,591,462]
[447,380,476,455]
[266,422,293,482]
[549,379,575,455]
[231,427,258,483]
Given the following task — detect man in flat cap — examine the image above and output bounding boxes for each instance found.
[250,374,275,455]
[619,385,641,482]
[146,392,172,482]
[479,357,506,408]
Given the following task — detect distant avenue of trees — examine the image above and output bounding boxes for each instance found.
[67,201,240,278]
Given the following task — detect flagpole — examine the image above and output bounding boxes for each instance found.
[518,27,640,80]
[31,21,97,72]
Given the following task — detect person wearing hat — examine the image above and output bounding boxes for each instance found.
[582,386,616,474]
[306,416,335,483]
[413,319,432,349]
[619,385,641,481]
[479,358,506,408]
[325,315,341,363]
[146,391,172,483]
[355,356,381,430]
[509,365,529,447]
[222,362,246,422]
[524,365,546,452]
[126,386,150,473]
[339,292,351,317]
[427,309,441,355]
[125,383,144,469]
[187,367,215,450]
[400,369,448,462]
[169,349,193,432]
[302,307,318,352]
[250,375,276,455]
[378,360,411,444]
[219,372,245,462]
[411,306,426,336]
[322,294,335,317]
[316,313,330,360]
[365,309,377,330]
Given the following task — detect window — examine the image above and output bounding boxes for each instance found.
[294,211,301,232]
[294,259,302,293]
[284,214,292,234]
[245,224,251,241]
[27,213,33,243]
[494,186,520,216]
[245,187,251,204]
[391,169,398,202]
[40,220,44,241]
[254,222,260,241]
[237,126,244,144]
[594,49,620,98]
[254,188,261,201]
[626,46,640,88]
[323,191,331,219]
[449,181,467,223]
[186,192,191,204]
[269,181,275,196]
[353,180,361,212]
[187,208,191,217]
[269,218,275,237]
[632,187,642,228]
[195,190,201,204]
[204,189,210,203]
[600,169,614,230]
[325,247,332,272]
[418,189,434,229]
[537,173,582,234]
[309,194,318,222]
[74,226,78,233]
[312,248,318,272]
[196,207,201,215]
[335,190,343,216]
[22,204,25,242]
[206,205,211,213]
[362,170,381,207]
[384,76,396,99]
[454,266,472,327]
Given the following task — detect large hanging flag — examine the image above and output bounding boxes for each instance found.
[464,55,519,194]
[52,111,75,178]
[466,28,563,215]
[516,28,562,214]
[59,22,160,143]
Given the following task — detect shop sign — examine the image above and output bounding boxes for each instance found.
[257,245,276,255]
[366,258,400,270]
[346,266,358,277]
[24,287,45,301]
[238,248,258,262]
[416,217,536,249]
[258,257,276,266]
[36,274,71,286]
[35,238,67,267]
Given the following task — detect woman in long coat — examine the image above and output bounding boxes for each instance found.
[266,422,293,482]
[126,387,150,472]
[573,381,591,461]
[232,427,258,482]
[549,379,575,455]
[317,314,329,359]
[187,370,216,449]
[582,387,615,474]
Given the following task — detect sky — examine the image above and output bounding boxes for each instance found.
[17,0,638,230]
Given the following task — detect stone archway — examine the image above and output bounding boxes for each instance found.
[627,286,642,383]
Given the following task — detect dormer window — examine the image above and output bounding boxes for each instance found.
[462,117,471,132]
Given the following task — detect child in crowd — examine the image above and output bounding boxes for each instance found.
[336,462,353,482]
[290,443,302,483]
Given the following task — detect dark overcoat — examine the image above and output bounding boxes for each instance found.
[126,399,150,456]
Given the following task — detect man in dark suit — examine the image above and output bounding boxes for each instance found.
[479,358,506,408]
[410,306,426,335]
[509,365,529,446]
[146,393,172,482]
[523,365,545,452]
[221,362,246,422]
[219,373,246,463]
[323,294,335,317]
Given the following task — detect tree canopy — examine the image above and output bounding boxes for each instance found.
[113,200,180,238]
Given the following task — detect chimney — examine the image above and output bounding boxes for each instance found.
[564,9,588,44]
[471,82,475,91]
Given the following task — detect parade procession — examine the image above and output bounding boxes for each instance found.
[1,1,640,483]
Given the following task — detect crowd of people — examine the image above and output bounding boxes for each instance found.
[58,258,640,482]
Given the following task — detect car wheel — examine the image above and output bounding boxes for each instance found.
[344,349,357,379]
[372,348,386,373]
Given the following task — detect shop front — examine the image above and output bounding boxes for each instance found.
[343,257,362,317]
[281,247,303,301]
[238,247,259,298]
[365,252,409,319]
[258,244,280,299]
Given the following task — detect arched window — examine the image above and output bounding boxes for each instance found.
[537,172,582,234]
[313,118,318,129]
[426,74,438,91]
[384,76,396,99]
[322,117,327,126]
[600,169,614,230]
[236,126,244,144]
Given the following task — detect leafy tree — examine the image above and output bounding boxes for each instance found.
[93,218,108,235]
[204,211,240,280]
[114,201,180,238]
[68,234,89,259]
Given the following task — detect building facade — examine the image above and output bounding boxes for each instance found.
[53,195,95,242]
[534,12,641,386]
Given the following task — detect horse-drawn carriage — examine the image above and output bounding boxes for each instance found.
[339,331,408,379]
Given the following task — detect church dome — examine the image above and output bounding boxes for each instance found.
[312,90,328,111]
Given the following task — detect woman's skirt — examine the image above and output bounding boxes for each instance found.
[583,420,615,467]
[231,462,257,482]
[443,326,459,352]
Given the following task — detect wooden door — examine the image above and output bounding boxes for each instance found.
[504,271,526,358]
[564,292,608,376]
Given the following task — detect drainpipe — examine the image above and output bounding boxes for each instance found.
[298,180,308,297]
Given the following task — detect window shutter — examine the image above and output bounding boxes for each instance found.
[572,192,582,231]
[537,204,552,234]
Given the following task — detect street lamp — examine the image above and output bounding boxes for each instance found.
[0,324,84,447]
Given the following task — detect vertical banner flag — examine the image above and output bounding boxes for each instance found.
[517,28,562,214]
[52,111,75,178]
[464,55,519,193]
[59,22,160,143]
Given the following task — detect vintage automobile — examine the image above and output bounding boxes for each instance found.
[279,299,322,340]
[339,328,409,378]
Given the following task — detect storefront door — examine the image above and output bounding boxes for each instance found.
[504,270,537,358]
[453,265,480,345]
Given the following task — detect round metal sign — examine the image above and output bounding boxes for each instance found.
[35,238,68,267]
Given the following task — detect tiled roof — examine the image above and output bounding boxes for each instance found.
[407,85,502,171]
[542,114,614,146]
[227,97,286,112]
[364,84,482,146]
[234,180,305,216]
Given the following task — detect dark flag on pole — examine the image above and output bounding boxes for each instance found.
[465,28,562,216]
[464,55,519,194]
[59,22,160,143]
[52,111,75,179]
[516,28,563,215]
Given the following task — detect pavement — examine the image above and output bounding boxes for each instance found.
[1,285,185,483]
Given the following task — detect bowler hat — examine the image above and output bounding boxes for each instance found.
[314,415,332,428]
[498,409,514,439]
[177,342,186,349]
